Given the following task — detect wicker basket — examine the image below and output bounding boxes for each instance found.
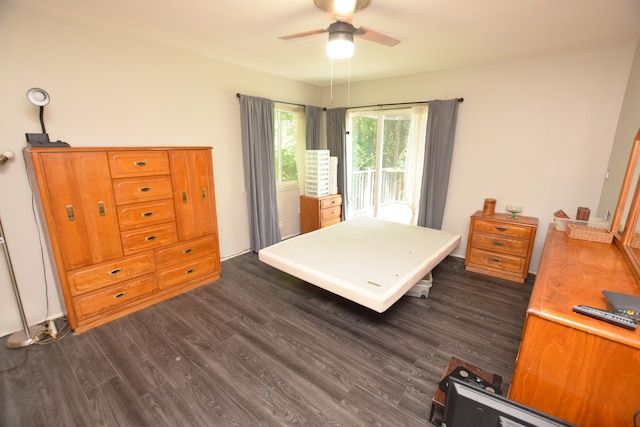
[565,224,613,243]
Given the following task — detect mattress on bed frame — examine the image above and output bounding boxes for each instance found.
[258,217,461,312]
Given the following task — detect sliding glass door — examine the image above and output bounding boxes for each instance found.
[346,107,427,225]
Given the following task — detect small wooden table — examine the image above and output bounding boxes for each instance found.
[429,356,503,425]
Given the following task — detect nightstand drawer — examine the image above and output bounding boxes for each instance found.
[320,206,341,221]
[109,151,170,178]
[320,194,342,209]
[121,223,178,254]
[74,274,157,321]
[113,176,174,205]
[473,219,532,239]
[117,199,176,230]
[467,248,525,274]
[67,251,155,296]
[470,232,529,257]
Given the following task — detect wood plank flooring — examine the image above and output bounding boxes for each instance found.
[0,253,533,426]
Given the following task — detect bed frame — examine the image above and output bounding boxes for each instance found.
[258,217,461,312]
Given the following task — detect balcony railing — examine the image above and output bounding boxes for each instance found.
[349,168,405,214]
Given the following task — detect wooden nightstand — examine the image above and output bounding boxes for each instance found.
[465,210,538,283]
[300,194,342,233]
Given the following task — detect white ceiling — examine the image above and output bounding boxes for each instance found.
[7,0,640,87]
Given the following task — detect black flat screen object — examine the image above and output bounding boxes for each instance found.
[443,377,576,427]
[603,290,640,320]
[439,366,502,395]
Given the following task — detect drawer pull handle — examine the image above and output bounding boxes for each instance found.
[141,211,154,217]
[493,241,504,247]
[113,292,126,299]
[134,161,147,167]
[489,258,502,263]
[66,205,75,221]
[183,248,193,254]
[145,235,157,241]
[185,268,195,274]
[182,191,187,203]
[138,187,151,193]
[98,201,105,216]
[495,226,507,232]
[201,188,206,200]
[109,268,122,275]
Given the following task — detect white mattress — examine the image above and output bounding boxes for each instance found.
[258,217,461,312]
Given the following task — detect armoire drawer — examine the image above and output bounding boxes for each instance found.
[112,175,173,205]
[121,223,178,255]
[108,151,170,178]
[73,274,157,321]
[117,199,176,230]
[67,251,156,296]
[155,235,218,268]
[157,256,220,290]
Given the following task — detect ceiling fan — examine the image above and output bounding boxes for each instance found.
[279,0,400,58]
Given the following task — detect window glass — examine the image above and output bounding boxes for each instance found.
[274,107,303,185]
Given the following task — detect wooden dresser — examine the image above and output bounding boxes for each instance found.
[25,147,221,332]
[300,194,342,233]
[465,210,538,283]
[508,226,640,426]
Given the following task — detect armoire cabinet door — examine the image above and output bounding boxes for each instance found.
[39,152,123,270]
[169,149,218,240]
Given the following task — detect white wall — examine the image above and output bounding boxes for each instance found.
[323,45,636,274]
[0,5,321,337]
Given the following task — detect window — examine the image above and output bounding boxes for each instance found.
[346,106,428,225]
[274,105,304,187]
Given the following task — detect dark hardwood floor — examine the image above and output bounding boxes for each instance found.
[0,253,533,426]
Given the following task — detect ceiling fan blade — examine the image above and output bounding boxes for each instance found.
[356,26,401,47]
[279,28,327,41]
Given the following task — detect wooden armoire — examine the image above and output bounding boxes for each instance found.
[25,147,221,332]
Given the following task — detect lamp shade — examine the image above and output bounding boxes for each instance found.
[26,88,50,107]
[326,21,355,59]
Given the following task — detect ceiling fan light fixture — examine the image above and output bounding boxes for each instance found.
[327,30,354,59]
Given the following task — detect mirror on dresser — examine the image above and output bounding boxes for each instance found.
[612,128,640,283]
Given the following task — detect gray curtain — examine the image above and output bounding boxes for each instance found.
[326,108,347,219]
[417,99,460,229]
[305,106,324,150]
[239,95,281,252]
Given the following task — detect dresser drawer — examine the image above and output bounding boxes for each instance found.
[467,248,526,275]
[155,235,218,268]
[157,256,220,290]
[320,205,341,221]
[113,176,173,205]
[121,223,178,255]
[470,232,529,257]
[320,194,342,209]
[472,219,533,239]
[320,217,341,228]
[117,199,176,230]
[73,274,157,321]
[108,151,170,178]
[67,251,155,296]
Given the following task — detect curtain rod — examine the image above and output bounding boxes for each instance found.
[235,93,324,110]
[346,97,464,111]
[236,93,463,110]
